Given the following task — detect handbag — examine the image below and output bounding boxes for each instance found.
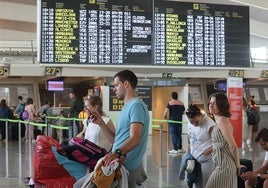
[57,137,108,168]
[186,159,195,173]
[136,165,147,185]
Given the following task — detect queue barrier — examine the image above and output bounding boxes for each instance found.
[152,119,188,167]
[0,116,84,178]
[151,124,163,167]
[0,116,84,138]
[0,117,187,177]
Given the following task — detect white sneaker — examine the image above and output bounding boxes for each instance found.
[178,149,185,153]
[168,149,179,154]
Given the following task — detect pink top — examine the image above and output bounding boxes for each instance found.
[25,104,36,121]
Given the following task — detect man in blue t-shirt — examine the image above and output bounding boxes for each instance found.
[91,69,149,188]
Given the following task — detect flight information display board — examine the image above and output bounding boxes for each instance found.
[40,0,152,64]
[39,0,250,67]
[154,1,250,67]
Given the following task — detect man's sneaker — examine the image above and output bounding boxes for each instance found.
[178,149,185,153]
[168,149,178,154]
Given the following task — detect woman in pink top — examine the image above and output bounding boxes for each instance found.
[23,98,36,141]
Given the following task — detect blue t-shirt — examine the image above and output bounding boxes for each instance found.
[112,97,149,170]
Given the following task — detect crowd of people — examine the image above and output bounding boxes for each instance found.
[0,69,265,188]
[137,87,262,188]
[170,92,262,188]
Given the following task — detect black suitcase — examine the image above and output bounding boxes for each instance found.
[238,159,253,188]
[34,127,42,140]
[11,123,25,140]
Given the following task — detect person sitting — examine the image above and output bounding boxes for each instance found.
[241,128,268,188]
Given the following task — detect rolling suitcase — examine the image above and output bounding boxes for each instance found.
[11,122,25,140]
[238,159,253,188]
[34,127,42,140]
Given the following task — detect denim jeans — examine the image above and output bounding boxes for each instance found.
[179,152,201,188]
[169,123,182,150]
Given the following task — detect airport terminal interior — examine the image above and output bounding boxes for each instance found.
[1,0,268,187]
[0,120,266,187]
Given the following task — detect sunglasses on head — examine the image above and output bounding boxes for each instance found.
[186,110,200,117]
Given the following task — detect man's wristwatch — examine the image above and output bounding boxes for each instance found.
[257,173,263,181]
[115,149,127,158]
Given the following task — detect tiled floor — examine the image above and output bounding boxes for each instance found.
[0,124,266,187]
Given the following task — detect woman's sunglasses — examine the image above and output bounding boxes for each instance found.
[186,110,200,118]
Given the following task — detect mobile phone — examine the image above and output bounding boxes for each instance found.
[90,114,95,120]
[240,167,247,174]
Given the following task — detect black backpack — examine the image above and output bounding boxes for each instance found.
[246,108,260,125]
[41,107,49,121]
[74,98,84,113]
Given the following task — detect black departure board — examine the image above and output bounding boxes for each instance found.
[154,1,250,67]
[40,0,250,67]
[40,0,152,64]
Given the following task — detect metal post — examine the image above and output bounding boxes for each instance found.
[72,119,76,137]
[5,119,8,178]
[28,122,32,177]
[18,120,22,178]
[159,124,163,167]
[5,119,8,141]
[48,123,51,136]
[167,122,170,153]
[45,116,48,136]
[69,124,72,139]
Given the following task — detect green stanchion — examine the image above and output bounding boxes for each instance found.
[7,119,19,123]
[152,124,161,128]
[46,116,73,121]
[73,118,83,122]
[27,121,47,127]
[151,119,168,123]
[152,119,187,124]
[49,124,69,130]
[46,116,83,122]
[0,118,21,123]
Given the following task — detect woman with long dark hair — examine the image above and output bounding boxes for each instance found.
[206,92,244,188]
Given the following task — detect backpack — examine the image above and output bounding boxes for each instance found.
[41,107,49,121]
[19,103,25,119]
[0,106,14,119]
[22,110,29,120]
[74,99,84,113]
[57,137,108,168]
[246,108,260,125]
